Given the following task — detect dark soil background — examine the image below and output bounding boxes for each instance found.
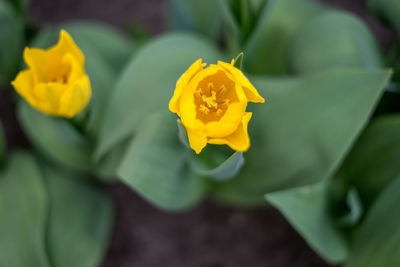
[0,0,395,267]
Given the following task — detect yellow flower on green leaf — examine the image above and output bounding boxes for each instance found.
[11,30,91,118]
[169,59,265,154]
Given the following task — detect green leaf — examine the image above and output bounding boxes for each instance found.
[7,0,29,13]
[249,0,268,11]
[43,165,114,267]
[117,112,208,211]
[95,138,130,180]
[192,152,245,181]
[64,21,134,73]
[336,114,400,210]
[346,175,400,267]
[227,0,251,43]
[213,69,391,206]
[243,0,325,75]
[166,0,222,39]
[0,122,5,165]
[267,180,349,264]
[226,0,270,45]
[0,150,50,267]
[0,0,24,85]
[96,33,221,158]
[17,102,95,172]
[233,52,244,69]
[368,0,400,33]
[289,11,382,74]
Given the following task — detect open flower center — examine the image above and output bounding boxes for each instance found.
[47,61,72,85]
[38,54,74,85]
[194,72,238,124]
[197,83,230,118]
[50,73,69,84]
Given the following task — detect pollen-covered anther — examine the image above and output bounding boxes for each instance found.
[199,104,210,114]
[202,90,218,108]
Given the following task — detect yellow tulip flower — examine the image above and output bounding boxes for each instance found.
[169,59,265,154]
[11,30,91,118]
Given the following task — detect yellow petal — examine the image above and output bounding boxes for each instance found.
[208,112,252,152]
[186,127,207,154]
[169,59,206,113]
[11,69,38,108]
[218,61,265,103]
[205,101,247,137]
[203,72,248,137]
[23,30,84,83]
[13,30,90,118]
[179,65,220,128]
[179,81,199,129]
[63,52,85,85]
[59,74,92,118]
[54,29,85,65]
[33,82,68,115]
[23,47,52,82]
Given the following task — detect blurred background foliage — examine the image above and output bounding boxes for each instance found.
[0,0,399,266]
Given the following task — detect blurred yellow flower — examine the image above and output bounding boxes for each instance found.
[11,30,91,118]
[169,59,265,154]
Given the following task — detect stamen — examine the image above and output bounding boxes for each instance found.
[196,82,231,120]
[207,83,213,94]
[217,85,227,97]
[199,105,210,114]
[202,90,218,108]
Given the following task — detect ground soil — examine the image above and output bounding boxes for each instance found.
[0,0,394,266]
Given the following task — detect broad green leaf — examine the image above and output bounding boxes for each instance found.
[267,180,349,264]
[17,102,95,172]
[96,33,221,158]
[243,0,325,75]
[346,175,400,267]
[213,69,391,206]
[0,151,50,267]
[0,122,5,165]
[192,152,245,181]
[166,0,222,39]
[79,43,116,134]
[118,113,207,211]
[336,114,400,209]
[0,0,24,85]
[95,138,130,180]
[368,0,400,33]
[289,11,382,74]
[43,165,114,267]
[64,21,134,74]
[250,0,268,11]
